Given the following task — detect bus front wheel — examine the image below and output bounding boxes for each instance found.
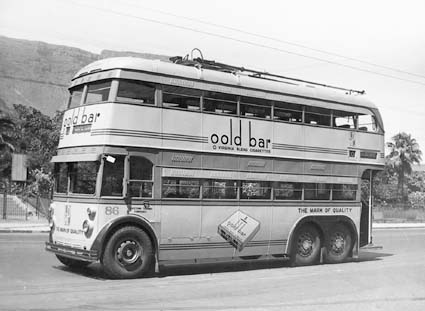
[324,224,353,264]
[291,224,321,266]
[55,255,91,268]
[102,226,154,279]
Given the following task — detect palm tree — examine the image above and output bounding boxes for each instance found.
[387,132,422,203]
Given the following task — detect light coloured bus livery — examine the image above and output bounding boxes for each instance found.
[46,56,384,279]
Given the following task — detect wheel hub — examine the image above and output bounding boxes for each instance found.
[298,234,313,257]
[117,240,142,265]
[331,233,345,254]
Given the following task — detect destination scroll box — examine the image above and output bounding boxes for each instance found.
[218,211,260,251]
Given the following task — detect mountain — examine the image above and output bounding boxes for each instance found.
[0,36,169,116]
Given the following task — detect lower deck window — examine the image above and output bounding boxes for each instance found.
[202,180,237,199]
[128,156,154,198]
[129,181,153,198]
[240,181,271,200]
[332,184,357,200]
[274,182,302,200]
[160,176,357,202]
[304,183,331,200]
[162,178,200,198]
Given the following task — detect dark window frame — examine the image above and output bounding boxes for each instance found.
[128,156,154,198]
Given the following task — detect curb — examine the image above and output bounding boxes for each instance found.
[373,223,425,230]
[0,229,49,233]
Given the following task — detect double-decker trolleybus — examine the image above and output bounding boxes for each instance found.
[46,53,385,279]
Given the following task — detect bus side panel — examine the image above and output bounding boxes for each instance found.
[269,204,294,255]
[159,202,202,261]
[199,204,237,259]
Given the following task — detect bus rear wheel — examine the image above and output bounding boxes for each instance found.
[55,255,91,268]
[291,224,321,266]
[102,226,154,279]
[324,223,353,264]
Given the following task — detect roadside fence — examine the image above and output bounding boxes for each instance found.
[0,188,50,221]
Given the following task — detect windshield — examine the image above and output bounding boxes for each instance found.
[54,154,152,197]
[54,161,99,195]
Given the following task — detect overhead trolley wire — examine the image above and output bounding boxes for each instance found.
[120,0,425,81]
[68,1,425,87]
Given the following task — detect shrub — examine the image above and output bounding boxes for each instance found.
[408,191,425,209]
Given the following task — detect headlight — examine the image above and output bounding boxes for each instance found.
[82,220,90,233]
[82,220,94,238]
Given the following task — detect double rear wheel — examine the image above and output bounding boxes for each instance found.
[291,223,353,266]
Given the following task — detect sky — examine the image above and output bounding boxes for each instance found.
[1,0,425,161]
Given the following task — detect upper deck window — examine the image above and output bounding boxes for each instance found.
[163,85,201,111]
[274,101,303,122]
[358,114,378,132]
[305,106,331,126]
[85,80,111,104]
[333,110,356,129]
[69,85,84,108]
[240,97,271,119]
[116,80,155,105]
[203,91,237,115]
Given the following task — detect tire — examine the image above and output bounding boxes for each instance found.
[102,226,154,279]
[324,223,353,264]
[55,254,91,268]
[291,224,321,266]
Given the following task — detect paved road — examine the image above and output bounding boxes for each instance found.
[0,229,424,311]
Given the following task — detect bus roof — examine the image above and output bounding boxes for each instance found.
[72,57,378,111]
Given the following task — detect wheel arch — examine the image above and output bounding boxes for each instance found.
[91,215,159,260]
[285,215,358,256]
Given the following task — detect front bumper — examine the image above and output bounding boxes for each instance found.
[45,242,99,262]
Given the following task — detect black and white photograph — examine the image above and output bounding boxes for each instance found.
[0,0,424,310]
